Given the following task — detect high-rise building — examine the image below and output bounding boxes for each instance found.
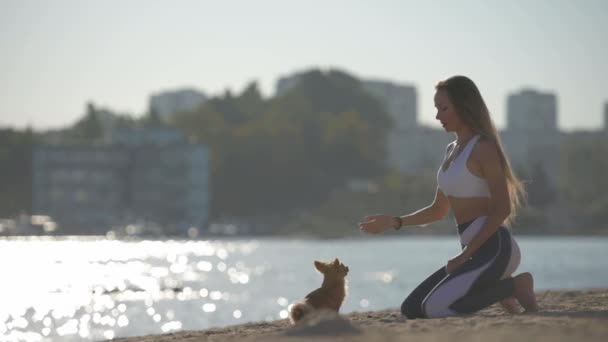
[507,89,557,132]
[502,89,561,188]
[362,80,417,130]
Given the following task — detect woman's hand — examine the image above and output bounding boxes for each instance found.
[446,253,470,274]
[359,214,397,234]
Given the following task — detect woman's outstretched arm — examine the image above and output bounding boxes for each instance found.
[359,187,451,234]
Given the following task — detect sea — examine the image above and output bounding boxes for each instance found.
[1,235,607,341]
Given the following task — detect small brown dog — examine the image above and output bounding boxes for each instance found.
[289,258,349,324]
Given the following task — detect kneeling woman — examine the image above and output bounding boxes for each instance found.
[359,75,539,318]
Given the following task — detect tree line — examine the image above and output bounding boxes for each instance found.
[1,68,607,235]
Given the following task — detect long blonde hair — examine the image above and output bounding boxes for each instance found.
[436,76,526,224]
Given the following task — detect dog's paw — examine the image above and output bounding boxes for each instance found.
[284,310,360,336]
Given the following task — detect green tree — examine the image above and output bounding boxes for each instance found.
[168,68,393,220]
[68,102,103,142]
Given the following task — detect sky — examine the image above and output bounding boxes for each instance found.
[1,0,607,131]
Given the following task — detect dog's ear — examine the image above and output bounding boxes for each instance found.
[333,258,340,265]
[314,260,326,273]
[345,266,349,274]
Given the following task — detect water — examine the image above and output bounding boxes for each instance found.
[1,235,607,341]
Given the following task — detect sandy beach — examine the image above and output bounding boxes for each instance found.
[111,289,608,342]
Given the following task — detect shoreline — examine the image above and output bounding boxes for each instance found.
[3,230,608,241]
[111,289,608,342]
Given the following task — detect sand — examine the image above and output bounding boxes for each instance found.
[112,289,608,342]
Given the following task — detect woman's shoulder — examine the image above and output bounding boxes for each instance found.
[472,136,501,162]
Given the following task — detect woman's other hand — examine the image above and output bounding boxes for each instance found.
[359,214,397,234]
[446,253,470,274]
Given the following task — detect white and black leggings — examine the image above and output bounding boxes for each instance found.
[401,216,521,318]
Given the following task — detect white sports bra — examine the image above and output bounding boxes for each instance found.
[437,135,491,198]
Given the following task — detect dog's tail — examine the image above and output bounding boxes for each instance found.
[289,302,313,323]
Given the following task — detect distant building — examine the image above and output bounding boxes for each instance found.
[32,146,130,233]
[275,75,301,97]
[500,130,562,187]
[507,89,557,132]
[110,126,186,146]
[128,143,209,233]
[362,80,417,130]
[149,88,207,122]
[604,102,608,131]
[503,88,560,186]
[32,128,210,235]
[388,127,452,173]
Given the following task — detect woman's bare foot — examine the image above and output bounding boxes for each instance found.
[499,296,520,314]
[513,272,539,312]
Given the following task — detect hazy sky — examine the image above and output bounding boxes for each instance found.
[1,0,606,131]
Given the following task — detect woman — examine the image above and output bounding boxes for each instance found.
[359,75,539,318]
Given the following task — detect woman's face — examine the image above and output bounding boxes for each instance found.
[434,89,464,132]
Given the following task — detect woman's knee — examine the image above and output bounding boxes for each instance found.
[401,267,448,319]
[400,295,423,319]
[421,290,459,318]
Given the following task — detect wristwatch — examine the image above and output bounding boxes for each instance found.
[393,216,402,230]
